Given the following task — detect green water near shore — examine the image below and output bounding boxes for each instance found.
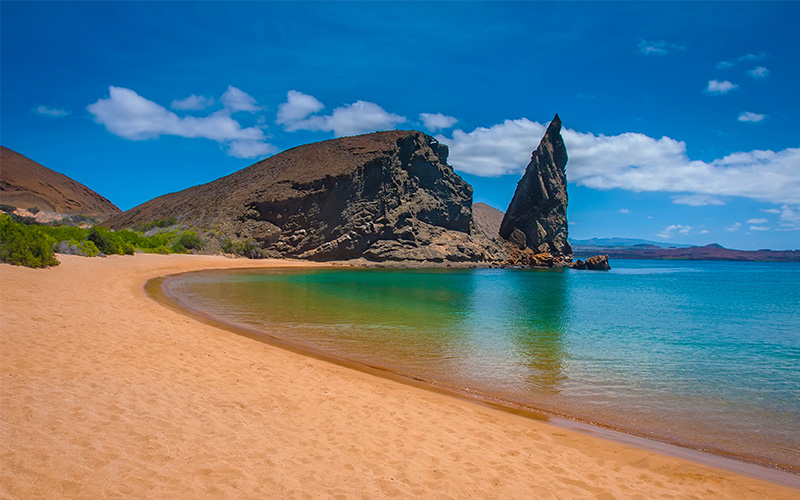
[163,260,800,472]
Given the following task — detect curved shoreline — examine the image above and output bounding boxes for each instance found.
[150,269,799,484]
[2,254,799,498]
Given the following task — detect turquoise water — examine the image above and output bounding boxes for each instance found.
[163,260,800,471]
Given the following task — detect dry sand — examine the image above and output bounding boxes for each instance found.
[1,254,798,499]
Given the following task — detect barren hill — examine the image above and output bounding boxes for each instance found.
[472,202,504,240]
[0,146,120,216]
[109,130,504,264]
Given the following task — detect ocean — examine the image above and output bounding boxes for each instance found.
[160,260,800,472]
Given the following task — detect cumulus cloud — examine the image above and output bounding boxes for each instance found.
[747,66,770,79]
[672,194,725,206]
[750,226,770,231]
[725,222,742,232]
[738,111,766,123]
[656,224,692,239]
[716,61,735,69]
[437,119,547,176]
[33,105,70,117]
[419,113,457,132]
[776,205,800,231]
[437,118,800,206]
[637,40,683,56]
[276,90,324,130]
[228,140,277,159]
[276,91,406,137]
[220,86,261,112]
[171,94,215,111]
[88,86,272,159]
[706,80,739,95]
[746,218,768,224]
[618,208,630,214]
[761,208,781,214]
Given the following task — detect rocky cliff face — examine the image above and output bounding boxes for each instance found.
[499,115,572,257]
[109,131,503,264]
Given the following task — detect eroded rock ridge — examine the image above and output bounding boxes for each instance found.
[109,131,502,264]
[499,114,572,258]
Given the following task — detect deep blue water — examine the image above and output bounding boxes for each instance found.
[164,260,800,470]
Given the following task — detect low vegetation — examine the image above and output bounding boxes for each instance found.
[221,238,265,259]
[0,214,207,268]
[0,214,60,268]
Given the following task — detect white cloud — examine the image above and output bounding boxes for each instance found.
[739,53,767,62]
[747,66,770,79]
[276,91,406,137]
[276,90,325,130]
[746,218,768,224]
[638,40,683,56]
[419,113,458,132]
[777,205,800,231]
[438,118,800,206]
[33,105,70,117]
[761,208,781,214]
[171,94,214,111]
[656,224,692,239]
[699,229,709,234]
[672,194,725,206]
[88,86,273,158]
[706,80,739,95]
[716,61,735,69]
[725,222,742,232]
[228,140,277,159]
[220,86,261,112]
[738,111,766,123]
[618,208,630,214]
[750,226,770,231]
[437,119,547,176]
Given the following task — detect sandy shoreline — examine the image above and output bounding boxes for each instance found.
[2,254,798,498]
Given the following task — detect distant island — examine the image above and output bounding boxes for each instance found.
[570,241,800,262]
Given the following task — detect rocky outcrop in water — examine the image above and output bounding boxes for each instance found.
[584,254,610,270]
[499,114,571,258]
[109,131,504,265]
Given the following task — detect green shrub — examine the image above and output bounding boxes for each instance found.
[87,227,134,255]
[141,245,170,255]
[56,239,100,257]
[42,224,89,243]
[221,238,264,259]
[170,231,204,253]
[134,217,177,232]
[0,214,59,267]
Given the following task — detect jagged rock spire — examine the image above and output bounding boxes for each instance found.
[499,114,572,257]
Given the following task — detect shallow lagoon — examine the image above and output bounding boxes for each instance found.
[163,260,800,471]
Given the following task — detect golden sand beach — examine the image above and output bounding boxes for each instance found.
[1,254,798,498]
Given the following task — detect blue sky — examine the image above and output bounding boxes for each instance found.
[2,1,798,250]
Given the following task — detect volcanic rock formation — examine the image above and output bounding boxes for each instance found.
[499,114,572,258]
[109,131,503,264]
[0,146,121,216]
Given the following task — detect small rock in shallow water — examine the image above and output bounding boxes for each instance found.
[585,255,610,271]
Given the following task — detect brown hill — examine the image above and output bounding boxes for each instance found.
[472,202,504,240]
[109,130,505,264]
[0,146,120,216]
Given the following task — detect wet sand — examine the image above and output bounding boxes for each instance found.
[2,254,798,498]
